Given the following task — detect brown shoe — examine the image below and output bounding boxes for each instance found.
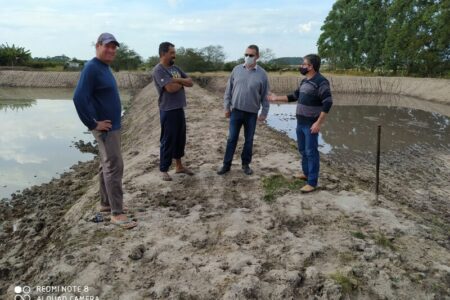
[161,172,172,181]
[300,184,316,193]
[293,173,308,180]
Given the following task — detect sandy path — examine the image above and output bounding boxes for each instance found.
[1,83,449,299]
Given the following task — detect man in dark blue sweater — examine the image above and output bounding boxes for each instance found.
[268,54,333,193]
[73,33,137,229]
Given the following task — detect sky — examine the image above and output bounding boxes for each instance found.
[0,0,335,61]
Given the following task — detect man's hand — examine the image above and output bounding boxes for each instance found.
[267,92,277,102]
[95,120,112,131]
[182,78,193,87]
[310,121,321,134]
[173,77,193,87]
[258,115,267,122]
[224,111,231,118]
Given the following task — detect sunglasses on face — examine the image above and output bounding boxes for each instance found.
[244,54,255,57]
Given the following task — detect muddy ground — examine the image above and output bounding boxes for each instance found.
[0,78,449,299]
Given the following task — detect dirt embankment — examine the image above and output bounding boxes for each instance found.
[0,70,151,89]
[194,74,450,105]
[1,80,449,299]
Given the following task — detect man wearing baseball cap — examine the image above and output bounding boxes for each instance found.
[73,33,137,229]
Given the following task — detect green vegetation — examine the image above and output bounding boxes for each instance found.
[338,251,356,264]
[330,271,358,294]
[262,175,304,202]
[31,55,84,70]
[373,232,395,250]
[0,43,31,67]
[318,0,449,77]
[351,231,366,239]
[111,43,143,72]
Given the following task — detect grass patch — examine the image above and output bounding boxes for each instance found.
[351,231,366,240]
[373,232,395,250]
[330,271,358,294]
[262,175,304,202]
[338,251,356,264]
[428,215,450,234]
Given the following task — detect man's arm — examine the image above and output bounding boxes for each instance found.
[258,75,270,121]
[170,77,193,87]
[223,70,234,118]
[311,80,332,133]
[164,68,193,93]
[267,93,288,102]
[310,112,327,134]
[268,88,299,103]
[73,65,100,130]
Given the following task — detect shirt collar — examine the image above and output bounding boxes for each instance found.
[242,63,258,70]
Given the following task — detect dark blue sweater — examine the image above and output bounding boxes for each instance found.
[287,72,333,124]
[73,58,121,131]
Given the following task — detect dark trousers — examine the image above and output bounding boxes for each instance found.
[92,130,124,216]
[160,108,186,172]
[223,109,258,167]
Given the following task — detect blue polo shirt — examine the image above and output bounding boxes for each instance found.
[73,57,122,131]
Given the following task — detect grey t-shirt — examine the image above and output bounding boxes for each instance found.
[152,63,188,111]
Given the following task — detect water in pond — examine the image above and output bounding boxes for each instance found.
[0,88,133,199]
[267,101,450,156]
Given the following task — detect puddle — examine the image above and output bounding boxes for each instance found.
[267,95,450,156]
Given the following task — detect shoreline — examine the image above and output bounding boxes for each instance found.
[1,79,449,298]
[0,70,151,89]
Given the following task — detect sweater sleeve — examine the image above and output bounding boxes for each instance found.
[287,88,300,102]
[319,80,333,113]
[260,72,270,117]
[223,68,235,111]
[73,64,98,130]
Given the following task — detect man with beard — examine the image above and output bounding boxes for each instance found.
[152,42,194,181]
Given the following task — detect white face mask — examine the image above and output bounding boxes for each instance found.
[244,55,256,66]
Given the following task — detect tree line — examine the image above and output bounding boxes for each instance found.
[318,0,449,76]
[0,43,294,72]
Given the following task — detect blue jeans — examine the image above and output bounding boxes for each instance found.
[223,109,258,167]
[296,122,320,187]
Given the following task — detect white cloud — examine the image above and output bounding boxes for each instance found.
[0,148,47,164]
[298,21,320,33]
[0,1,334,60]
[167,0,182,8]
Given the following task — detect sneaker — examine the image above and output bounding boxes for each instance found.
[242,165,253,175]
[217,166,231,175]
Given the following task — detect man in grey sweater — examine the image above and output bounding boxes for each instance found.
[217,44,270,175]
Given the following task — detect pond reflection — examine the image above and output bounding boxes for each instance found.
[0,99,94,199]
[0,99,36,112]
[0,87,134,199]
[267,100,450,156]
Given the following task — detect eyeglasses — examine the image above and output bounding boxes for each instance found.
[244,54,255,57]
